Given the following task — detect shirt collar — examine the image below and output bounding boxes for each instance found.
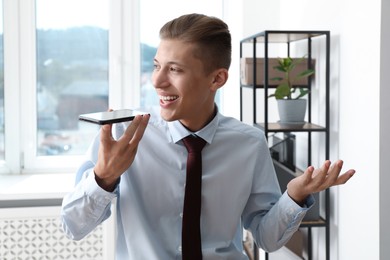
[167,109,220,145]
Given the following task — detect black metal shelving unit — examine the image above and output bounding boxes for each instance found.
[239,31,331,260]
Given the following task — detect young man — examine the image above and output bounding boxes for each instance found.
[61,13,355,259]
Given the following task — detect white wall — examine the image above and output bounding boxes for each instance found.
[337,1,381,259]
[221,0,243,119]
[237,0,383,259]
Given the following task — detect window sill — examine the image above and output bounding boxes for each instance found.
[0,173,75,206]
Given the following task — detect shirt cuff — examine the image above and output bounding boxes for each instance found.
[84,169,118,204]
[279,191,316,225]
[283,191,315,209]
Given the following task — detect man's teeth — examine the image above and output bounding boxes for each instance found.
[160,95,178,101]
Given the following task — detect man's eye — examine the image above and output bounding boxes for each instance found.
[170,67,181,72]
[153,64,160,70]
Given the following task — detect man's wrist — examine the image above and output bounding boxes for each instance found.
[94,170,119,192]
[286,190,308,207]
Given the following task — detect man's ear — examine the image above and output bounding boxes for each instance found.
[210,68,228,91]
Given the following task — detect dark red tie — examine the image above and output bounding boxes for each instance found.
[182,135,206,260]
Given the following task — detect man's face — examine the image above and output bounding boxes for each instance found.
[152,39,217,131]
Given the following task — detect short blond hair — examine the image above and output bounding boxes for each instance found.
[159,13,232,75]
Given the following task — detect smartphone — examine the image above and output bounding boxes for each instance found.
[79,109,147,125]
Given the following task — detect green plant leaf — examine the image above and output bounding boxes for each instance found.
[295,88,310,99]
[270,76,283,81]
[282,57,293,67]
[273,65,287,73]
[274,82,290,99]
[268,55,314,100]
[297,69,315,79]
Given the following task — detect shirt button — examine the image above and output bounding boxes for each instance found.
[178,246,182,252]
[180,213,183,218]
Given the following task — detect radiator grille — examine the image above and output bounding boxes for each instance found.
[0,207,107,260]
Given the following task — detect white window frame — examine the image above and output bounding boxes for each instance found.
[1,0,237,176]
[2,0,141,174]
[2,0,21,174]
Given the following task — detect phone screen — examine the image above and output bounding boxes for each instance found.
[79,109,146,125]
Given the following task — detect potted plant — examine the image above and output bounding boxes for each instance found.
[268,56,315,123]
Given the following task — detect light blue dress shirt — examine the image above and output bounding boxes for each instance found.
[61,107,313,260]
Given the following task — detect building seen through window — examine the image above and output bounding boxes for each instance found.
[0,0,224,173]
[36,0,109,156]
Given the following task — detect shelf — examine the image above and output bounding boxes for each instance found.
[301,217,327,227]
[241,30,329,44]
[241,84,278,89]
[241,84,310,89]
[240,30,331,260]
[256,122,326,132]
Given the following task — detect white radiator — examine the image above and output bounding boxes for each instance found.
[0,206,116,260]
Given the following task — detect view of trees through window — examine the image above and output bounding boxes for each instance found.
[0,1,223,172]
[35,0,222,158]
[36,26,159,156]
[36,26,108,156]
[36,0,109,156]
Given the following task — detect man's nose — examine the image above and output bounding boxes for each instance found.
[152,70,169,88]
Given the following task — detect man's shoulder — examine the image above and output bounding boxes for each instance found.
[217,114,264,139]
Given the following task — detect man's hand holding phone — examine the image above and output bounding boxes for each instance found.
[93,113,150,191]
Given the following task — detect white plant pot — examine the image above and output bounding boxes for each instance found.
[277,99,307,123]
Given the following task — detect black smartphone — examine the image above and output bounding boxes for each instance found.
[79,109,147,125]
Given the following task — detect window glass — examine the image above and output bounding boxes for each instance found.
[140,0,223,108]
[0,1,4,160]
[35,0,109,156]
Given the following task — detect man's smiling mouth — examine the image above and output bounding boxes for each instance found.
[159,95,179,101]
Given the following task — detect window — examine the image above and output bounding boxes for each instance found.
[1,0,225,175]
[2,0,130,174]
[35,0,109,157]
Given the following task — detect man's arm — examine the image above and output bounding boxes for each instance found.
[243,143,355,252]
[61,166,117,240]
[246,160,355,251]
[61,114,150,240]
[243,190,314,252]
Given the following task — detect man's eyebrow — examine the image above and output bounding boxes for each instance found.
[153,59,187,67]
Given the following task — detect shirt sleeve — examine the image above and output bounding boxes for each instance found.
[241,132,315,252]
[61,167,118,240]
[245,190,315,252]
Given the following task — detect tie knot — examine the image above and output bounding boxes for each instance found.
[182,135,206,153]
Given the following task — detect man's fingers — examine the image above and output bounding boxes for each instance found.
[319,160,355,188]
[100,124,113,142]
[319,160,331,177]
[120,114,149,144]
[129,114,150,145]
[323,160,342,182]
[333,169,356,186]
[120,115,142,142]
[309,160,330,184]
[302,166,315,184]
